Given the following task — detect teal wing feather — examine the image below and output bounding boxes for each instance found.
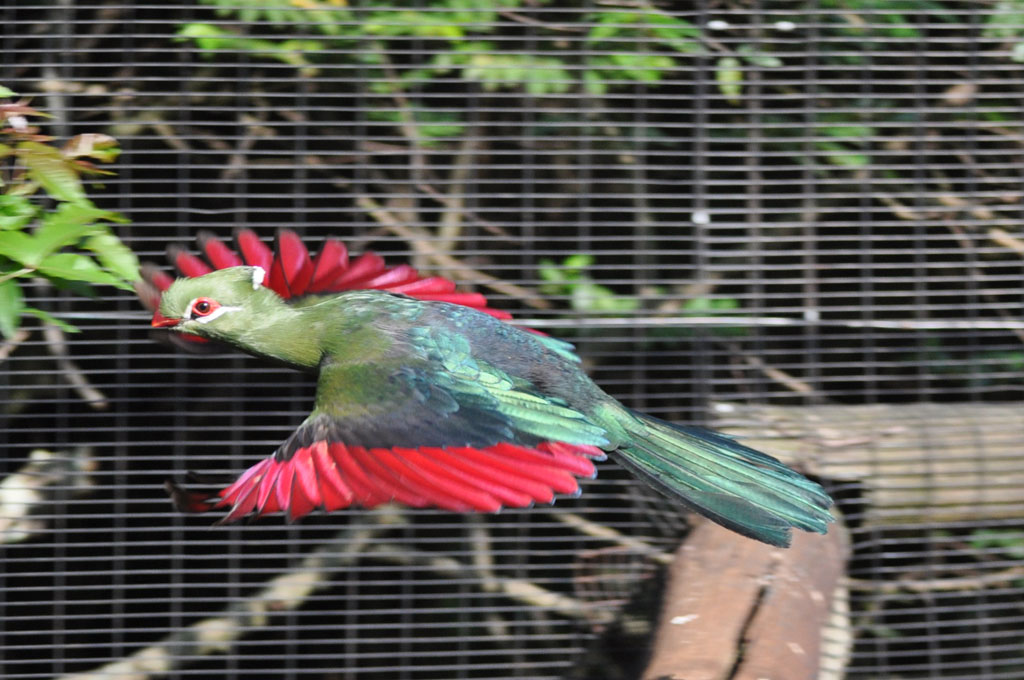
[277,325,609,458]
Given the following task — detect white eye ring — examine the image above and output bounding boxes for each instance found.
[185,298,239,324]
[251,266,265,290]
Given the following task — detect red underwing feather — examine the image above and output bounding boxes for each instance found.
[423,447,550,505]
[378,447,484,512]
[361,264,420,289]
[270,229,314,298]
[389,277,456,295]
[399,446,533,508]
[330,443,391,507]
[345,445,432,507]
[414,292,489,306]
[290,447,322,518]
[199,232,243,269]
[273,459,296,518]
[217,458,269,507]
[450,446,580,496]
[170,247,213,278]
[254,459,284,515]
[287,467,318,521]
[310,441,354,511]
[189,439,601,522]
[307,238,349,292]
[220,471,262,523]
[147,267,175,294]
[236,228,274,272]
[135,265,168,313]
[540,441,608,462]
[329,251,386,289]
[531,442,600,477]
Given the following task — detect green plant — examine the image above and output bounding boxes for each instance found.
[539,254,639,315]
[0,86,139,338]
[175,1,709,111]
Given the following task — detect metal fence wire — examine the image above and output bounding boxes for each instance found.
[2,2,1024,679]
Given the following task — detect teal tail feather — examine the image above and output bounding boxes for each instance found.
[611,409,834,547]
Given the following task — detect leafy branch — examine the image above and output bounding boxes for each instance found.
[0,85,139,338]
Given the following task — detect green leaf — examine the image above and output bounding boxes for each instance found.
[18,141,87,204]
[0,194,38,232]
[462,53,573,95]
[816,140,870,167]
[563,254,595,270]
[608,52,675,83]
[23,306,79,333]
[821,125,875,138]
[365,10,466,39]
[0,231,45,267]
[33,202,119,260]
[716,56,743,104]
[582,70,608,96]
[37,252,130,289]
[0,278,23,338]
[984,1,1024,39]
[737,44,783,68]
[176,24,322,75]
[84,230,141,282]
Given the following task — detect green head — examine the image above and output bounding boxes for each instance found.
[153,266,286,341]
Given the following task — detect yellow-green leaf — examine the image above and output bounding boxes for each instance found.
[18,141,87,204]
[84,231,141,283]
[0,278,23,338]
[716,56,743,104]
[0,231,44,267]
[37,253,129,289]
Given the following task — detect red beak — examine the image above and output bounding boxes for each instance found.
[151,311,180,328]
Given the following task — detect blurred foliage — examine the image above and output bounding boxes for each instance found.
[169,0,1024,183]
[539,254,639,315]
[0,86,138,338]
[176,0,712,108]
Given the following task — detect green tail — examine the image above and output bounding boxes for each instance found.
[608,408,834,547]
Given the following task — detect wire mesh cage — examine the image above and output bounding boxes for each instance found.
[2,2,1024,679]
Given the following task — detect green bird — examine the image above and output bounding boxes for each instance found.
[148,231,832,547]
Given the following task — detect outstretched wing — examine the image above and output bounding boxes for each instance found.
[173,330,609,522]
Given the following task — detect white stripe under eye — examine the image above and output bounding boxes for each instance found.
[195,305,240,323]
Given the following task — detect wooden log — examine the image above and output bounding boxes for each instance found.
[713,402,1024,526]
[642,519,849,680]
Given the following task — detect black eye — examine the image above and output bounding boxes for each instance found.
[190,298,218,318]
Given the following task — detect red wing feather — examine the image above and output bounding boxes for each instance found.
[169,247,212,278]
[329,251,386,289]
[308,238,349,292]
[199,232,243,269]
[361,264,420,289]
[345,445,432,507]
[170,441,604,522]
[269,229,314,298]
[236,228,274,272]
[389,277,456,295]
[143,227,514,324]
